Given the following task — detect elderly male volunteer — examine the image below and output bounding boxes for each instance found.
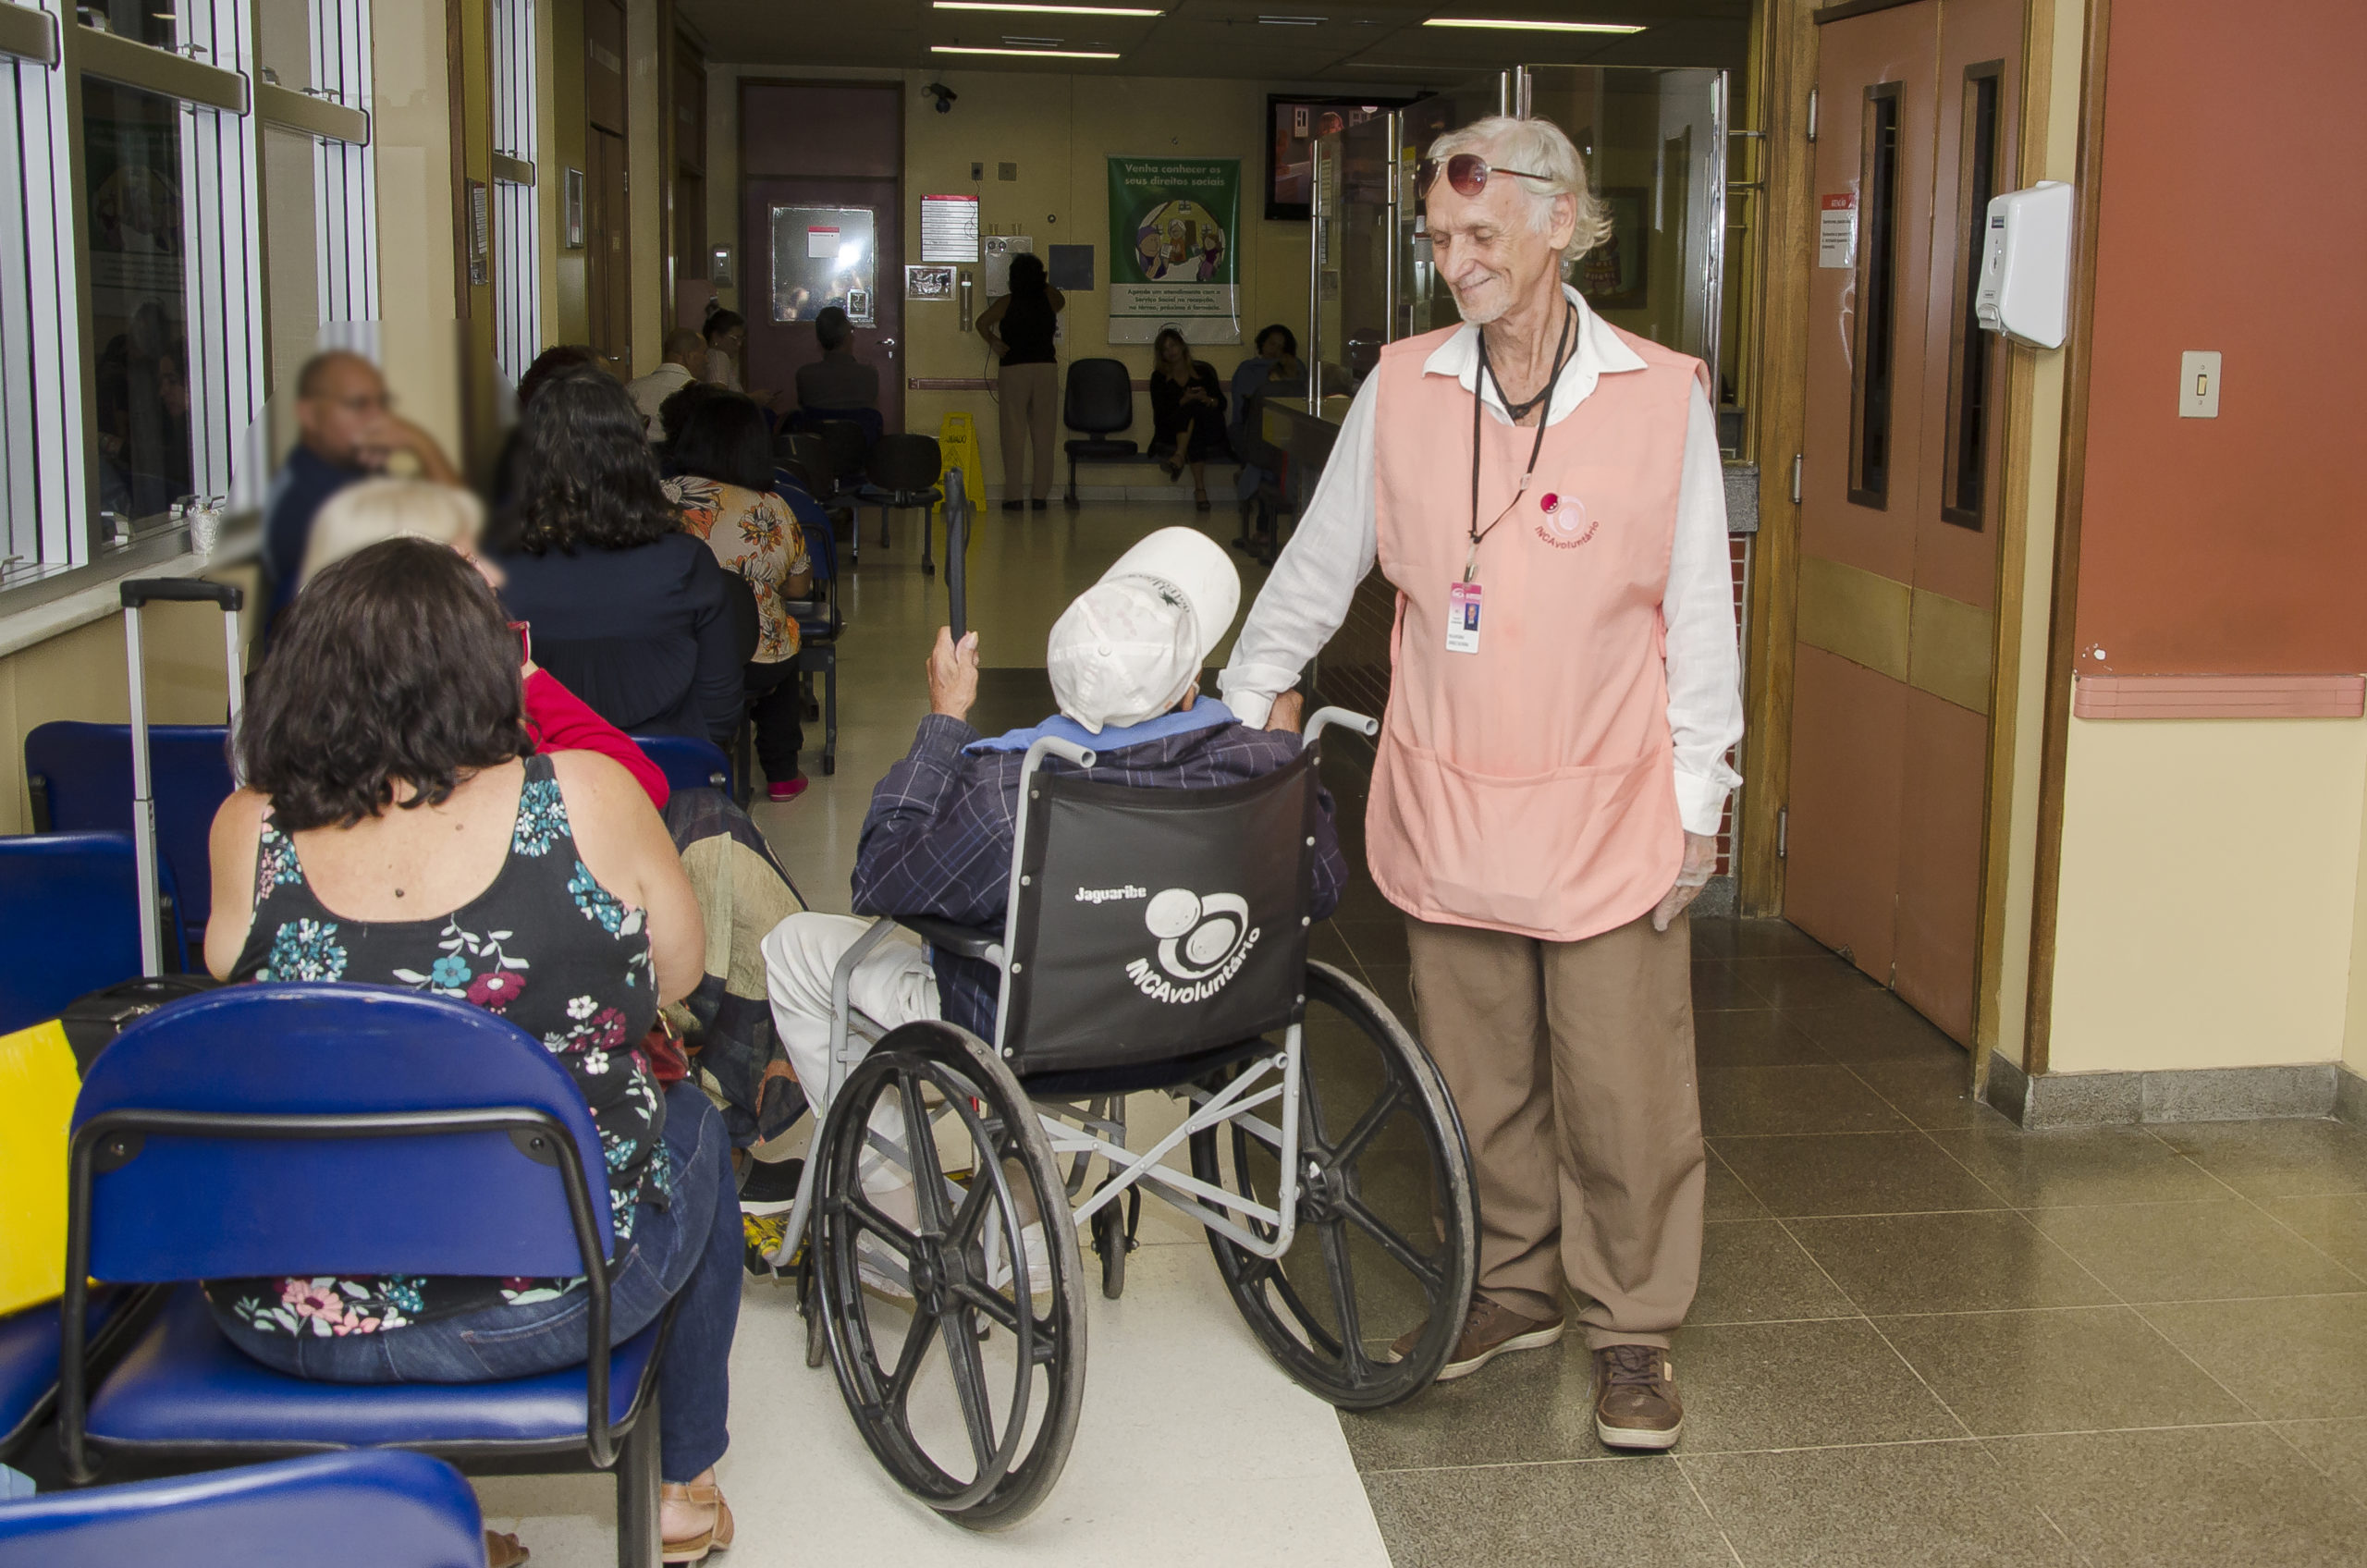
[1221,115,1741,1449]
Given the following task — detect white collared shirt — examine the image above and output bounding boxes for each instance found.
[1219,286,1745,836]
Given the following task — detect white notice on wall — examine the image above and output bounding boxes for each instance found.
[921,193,981,263]
[806,226,840,259]
[1819,193,1858,268]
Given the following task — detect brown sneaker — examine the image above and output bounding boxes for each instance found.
[1593,1343,1683,1449]
[1389,1295,1565,1381]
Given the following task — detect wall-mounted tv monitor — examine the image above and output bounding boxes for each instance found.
[1266,94,1414,222]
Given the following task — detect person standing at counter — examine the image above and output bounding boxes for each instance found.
[1219,115,1741,1451]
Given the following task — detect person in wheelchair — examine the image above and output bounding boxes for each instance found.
[761,527,1348,1168]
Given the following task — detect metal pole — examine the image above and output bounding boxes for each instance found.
[946,466,970,641]
[123,606,159,977]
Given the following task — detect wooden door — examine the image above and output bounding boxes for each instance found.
[740,80,904,433]
[1784,0,2021,1044]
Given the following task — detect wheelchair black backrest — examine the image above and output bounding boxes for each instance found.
[998,747,1319,1076]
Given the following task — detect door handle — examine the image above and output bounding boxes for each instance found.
[879,337,899,361]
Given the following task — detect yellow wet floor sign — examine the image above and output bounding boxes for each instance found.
[0,1020,79,1315]
[938,411,986,510]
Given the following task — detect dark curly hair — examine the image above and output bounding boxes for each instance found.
[1006,251,1047,297]
[504,368,681,555]
[668,390,775,491]
[239,538,531,831]
[656,378,729,447]
[516,343,600,411]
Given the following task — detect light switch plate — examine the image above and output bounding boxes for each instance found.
[2179,350,2222,418]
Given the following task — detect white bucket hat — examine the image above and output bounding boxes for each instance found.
[1046,527,1242,734]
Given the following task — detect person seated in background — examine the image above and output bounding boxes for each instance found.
[489,368,746,753]
[627,329,710,438]
[760,527,1346,1141]
[792,305,878,415]
[263,349,461,624]
[202,539,741,1567]
[1147,326,1228,512]
[299,476,668,811]
[662,390,815,802]
[1227,323,1308,551]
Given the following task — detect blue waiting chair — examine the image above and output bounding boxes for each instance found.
[24,724,236,954]
[0,833,190,1034]
[0,1450,484,1567]
[57,985,674,1568]
[0,1291,156,1465]
[630,733,736,799]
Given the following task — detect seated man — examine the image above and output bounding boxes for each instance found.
[793,305,880,414]
[626,328,710,438]
[762,527,1346,1122]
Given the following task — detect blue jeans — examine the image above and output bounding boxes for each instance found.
[216,1082,742,1482]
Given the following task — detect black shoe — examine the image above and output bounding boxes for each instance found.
[739,1156,805,1216]
[1000,499,1025,512]
[1030,498,1049,510]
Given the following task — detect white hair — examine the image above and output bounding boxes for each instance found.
[1426,115,1612,271]
[300,477,485,585]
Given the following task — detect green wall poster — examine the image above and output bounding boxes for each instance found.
[1106,156,1241,345]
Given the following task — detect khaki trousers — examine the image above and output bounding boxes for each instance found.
[997,361,1060,501]
[1405,911,1704,1350]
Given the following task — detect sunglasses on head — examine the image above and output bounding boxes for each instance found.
[1417,152,1551,200]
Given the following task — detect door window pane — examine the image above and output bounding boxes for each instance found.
[1942,65,2004,528]
[83,79,195,527]
[1848,83,1902,508]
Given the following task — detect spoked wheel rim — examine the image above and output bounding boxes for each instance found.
[813,1022,1086,1526]
[1190,961,1478,1409]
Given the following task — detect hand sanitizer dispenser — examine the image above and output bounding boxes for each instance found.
[1974,181,2074,349]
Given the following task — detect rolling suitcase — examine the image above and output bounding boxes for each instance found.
[117,576,245,977]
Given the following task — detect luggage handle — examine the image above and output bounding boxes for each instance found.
[120,578,244,610]
[119,576,247,977]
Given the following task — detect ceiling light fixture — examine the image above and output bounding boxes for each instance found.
[931,43,1124,56]
[1423,17,1647,33]
[933,2,1163,14]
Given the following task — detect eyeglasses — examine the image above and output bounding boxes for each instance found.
[1417,153,1551,200]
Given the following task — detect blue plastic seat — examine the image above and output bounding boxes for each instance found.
[0,833,189,1034]
[58,985,672,1568]
[630,733,736,798]
[0,1290,150,1464]
[23,723,236,951]
[0,1450,484,1567]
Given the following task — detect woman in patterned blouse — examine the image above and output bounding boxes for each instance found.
[203,539,743,1562]
[664,389,816,802]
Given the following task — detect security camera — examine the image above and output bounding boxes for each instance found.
[926,82,957,115]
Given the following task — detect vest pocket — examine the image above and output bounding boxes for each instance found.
[1373,735,1678,935]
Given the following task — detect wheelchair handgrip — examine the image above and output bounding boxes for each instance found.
[121,578,244,611]
[1031,737,1097,771]
[1304,706,1378,743]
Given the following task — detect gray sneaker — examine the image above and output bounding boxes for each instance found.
[1593,1343,1684,1449]
[1391,1295,1565,1381]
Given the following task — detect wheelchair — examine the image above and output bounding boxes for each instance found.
[761,708,1479,1529]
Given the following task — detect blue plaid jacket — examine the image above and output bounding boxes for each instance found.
[852,711,1349,1039]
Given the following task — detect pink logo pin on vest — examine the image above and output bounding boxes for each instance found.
[1535,491,1599,549]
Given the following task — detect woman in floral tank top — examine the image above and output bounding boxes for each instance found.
[204,539,744,1561]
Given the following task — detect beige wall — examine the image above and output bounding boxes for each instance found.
[369,0,462,456]
[2347,775,2367,1078]
[2047,715,2367,1074]
[701,65,1313,488]
[626,0,665,374]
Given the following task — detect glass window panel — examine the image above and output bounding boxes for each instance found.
[1848,83,1902,508]
[0,58,43,573]
[1942,66,2004,528]
[768,204,876,326]
[80,0,180,53]
[82,78,196,527]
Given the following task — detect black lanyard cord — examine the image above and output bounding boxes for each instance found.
[1466,302,1577,582]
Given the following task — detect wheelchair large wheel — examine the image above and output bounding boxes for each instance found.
[1189,960,1478,1411]
[811,1021,1087,1529]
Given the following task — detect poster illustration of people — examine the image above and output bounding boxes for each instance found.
[1106,156,1241,345]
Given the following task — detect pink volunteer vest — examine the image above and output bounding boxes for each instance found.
[1366,322,1705,942]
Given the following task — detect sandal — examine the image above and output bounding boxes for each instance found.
[1195,489,1211,511]
[661,1480,736,1564]
[486,1531,530,1568]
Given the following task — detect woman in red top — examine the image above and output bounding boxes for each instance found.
[300,477,669,810]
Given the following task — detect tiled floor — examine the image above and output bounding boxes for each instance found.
[510,498,2367,1564]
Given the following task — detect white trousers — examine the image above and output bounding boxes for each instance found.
[760,913,943,1220]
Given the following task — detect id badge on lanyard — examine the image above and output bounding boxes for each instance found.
[1453,305,1575,657]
